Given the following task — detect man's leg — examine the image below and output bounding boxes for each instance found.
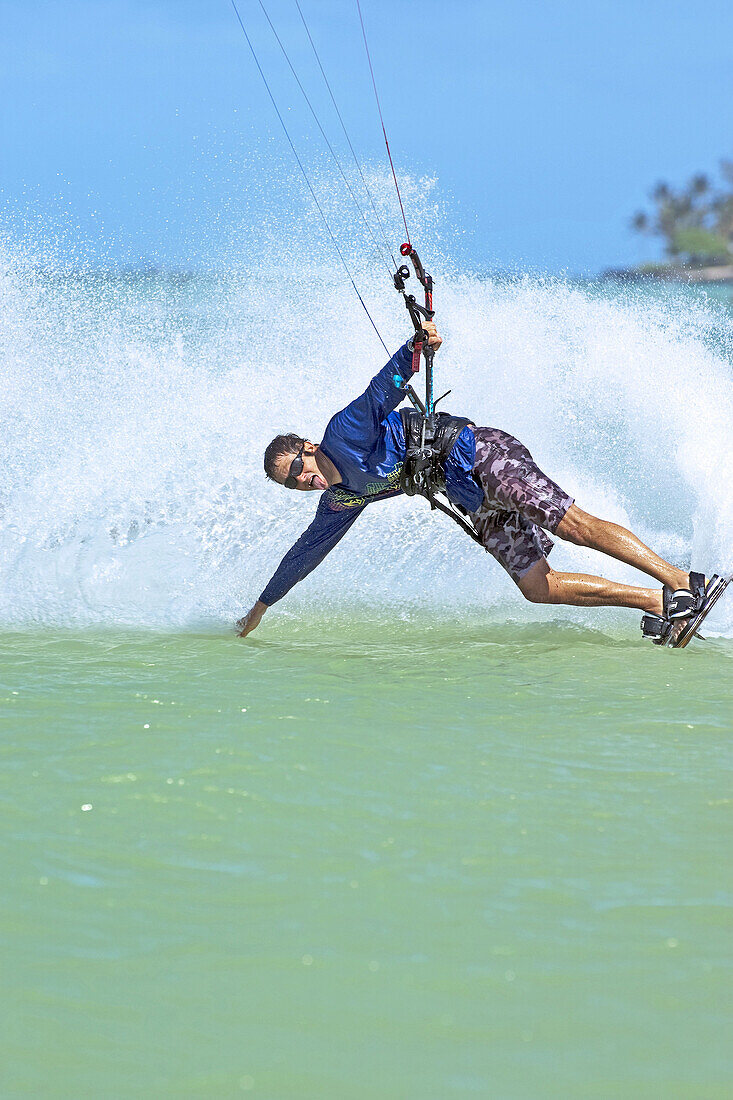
[554,504,689,592]
[518,558,663,614]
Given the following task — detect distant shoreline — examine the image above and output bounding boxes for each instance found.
[11,262,733,286]
[603,264,733,285]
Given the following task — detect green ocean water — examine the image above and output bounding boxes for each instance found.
[2,619,731,1098]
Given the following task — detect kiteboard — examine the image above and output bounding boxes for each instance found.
[666,573,733,648]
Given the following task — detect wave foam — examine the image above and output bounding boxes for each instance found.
[1,219,732,632]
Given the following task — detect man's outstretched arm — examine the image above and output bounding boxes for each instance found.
[236,496,366,637]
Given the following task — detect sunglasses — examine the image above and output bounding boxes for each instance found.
[284,444,306,489]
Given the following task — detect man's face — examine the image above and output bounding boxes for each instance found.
[273,443,328,492]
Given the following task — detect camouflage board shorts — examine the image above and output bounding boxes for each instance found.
[469,427,574,583]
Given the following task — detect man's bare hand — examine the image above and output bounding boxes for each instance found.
[236,600,267,638]
[421,320,442,350]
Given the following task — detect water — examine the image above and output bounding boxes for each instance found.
[2,623,731,1096]
[1,221,732,1095]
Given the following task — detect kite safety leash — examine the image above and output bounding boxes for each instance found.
[393,243,444,423]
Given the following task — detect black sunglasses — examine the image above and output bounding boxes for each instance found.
[284,444,306,489]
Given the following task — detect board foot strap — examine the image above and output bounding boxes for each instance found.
[668,574,732,648]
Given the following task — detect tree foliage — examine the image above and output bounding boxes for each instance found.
[631,160,733,267]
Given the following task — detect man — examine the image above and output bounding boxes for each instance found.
[237,323,710,643]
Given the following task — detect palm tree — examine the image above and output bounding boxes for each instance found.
[713,160,733,243]
[631,161,733,265]
[690,173,710,197]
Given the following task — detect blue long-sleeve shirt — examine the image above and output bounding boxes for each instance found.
[259,341,483,606]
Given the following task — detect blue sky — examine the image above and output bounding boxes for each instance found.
[2,0,731,273]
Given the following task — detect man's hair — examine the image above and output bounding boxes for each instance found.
[264,433,306,482]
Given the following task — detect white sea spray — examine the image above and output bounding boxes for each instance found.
[1,179,731,631]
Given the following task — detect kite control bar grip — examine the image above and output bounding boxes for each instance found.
[400,242,429,288]
[392,242,436,418]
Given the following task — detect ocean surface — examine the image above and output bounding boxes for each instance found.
[1,240,732,1095]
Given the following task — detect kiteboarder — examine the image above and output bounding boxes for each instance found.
[236,322,721,645]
